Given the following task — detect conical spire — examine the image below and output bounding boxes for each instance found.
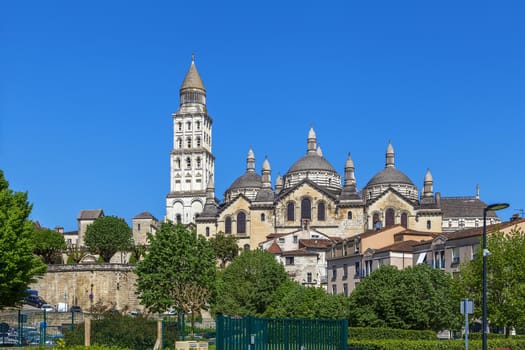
[307,127,317,154]
[206,174,215,201]
[180,53,206,91]
[316,144,323,156]
[344,153,356,187]
[247,146,255,172]
[385,141,395,168]
[275,174,283,192]
[262,156,271,188]
[422,168,433,198]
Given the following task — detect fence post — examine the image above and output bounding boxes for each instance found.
[84,317,91,347]
[216,314,223,350]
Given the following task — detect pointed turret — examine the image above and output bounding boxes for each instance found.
[307,127,317,154]
[344,153,356,187]
[385,141,395,168]
[180,53,206,91]
[275,174,283,192]
[262,157,271,188]
[422,168,433,198]
[206,174,215,201]
[316,144,323,157]
[247,146,255,172]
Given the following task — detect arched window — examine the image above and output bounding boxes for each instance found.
[196,121,201,130]
[347,211,353,220]
[196,137,201,147]
[186,137,192,148]
[177,122,182,131]
[287,202,295,221]
[186,121,191,130]
[243,244,250,251]
[427,220,431,230]
[385,208,395,227]
[205,227,210,237]
[373,213,381,230]
[196,157,201,168]
[317,202,326,221]
[401,213,408,228]
[176,214,182,224]
[225,217,232,234]
[261,213,265,222]
[237,212,246,234]
[177,138,182,149]
[175,158,181,169]
[186,157,191,168]
[301,198,311,220]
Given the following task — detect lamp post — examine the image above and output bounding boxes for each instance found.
[482,203,509,350]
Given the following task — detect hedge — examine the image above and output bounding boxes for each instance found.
[348,327,436,340]
[348,339,525,350]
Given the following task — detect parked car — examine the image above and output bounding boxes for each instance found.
[24,295,46,308]
[41,304,55,312]
[71,305,82,313]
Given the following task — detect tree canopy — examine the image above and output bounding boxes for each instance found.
[458,227,525,334]
[0,170,47,308]
[135,222,216,320]
[212,249,288,316]
[264,279,350,319]
[33,228,66,264]
[348,264,461,331]
[209,232,239,268]
[84,216,132,262]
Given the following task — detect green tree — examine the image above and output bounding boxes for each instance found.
[212,249,288,316]
[84,216,132,262]
[348,264,460,331]
[33,228,66,264]
[459,227,525,335]
[264,279,350,319]
[209,232,239,268]
[135,222,216,333]
[0,170,47,308]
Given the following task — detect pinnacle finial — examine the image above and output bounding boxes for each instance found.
[191,52,195,63]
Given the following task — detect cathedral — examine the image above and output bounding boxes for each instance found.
[165,57,500,249]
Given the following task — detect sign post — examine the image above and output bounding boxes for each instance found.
[461,299,474,350]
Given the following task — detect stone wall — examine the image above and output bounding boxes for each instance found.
[29,264,144,313]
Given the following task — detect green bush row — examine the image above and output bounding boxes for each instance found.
[348,327,436,340]
[468,332,525,340]
[349,339,525,350]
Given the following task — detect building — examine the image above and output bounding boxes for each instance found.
[164,57,501,252]
[165,54,215,225]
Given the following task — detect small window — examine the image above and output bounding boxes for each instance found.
[176,214,182,224]
[332,265,337,280]
[343,283,348,297]
[317,202,326,221]
[332,285,337,295]
[196,157,201,168]
[307,272,312,283]
[178,122,182,131]
[225,217,232,234]
[385,208,395,227]
[237,212,246,234]
[293,235,298,244]
[196,120,201,130]
[205,227,210,237]
[354,262,360,278]
[137,224,141,232]
[401,213,408,228]
[260,213,265,222]
[196,137,201,147]
[287,202,295,221]
[343,264,348,278]
[186,157,191,168]
[285,256,294,265]
[186,137,192,148]
[301,198,311,220]
[186,121,191,130]
[278,237,285,243]
[427,220,431,230]
[244,244,250,251]
[177,138,182,148]
[175,158,181,169]
[347,211,353,220]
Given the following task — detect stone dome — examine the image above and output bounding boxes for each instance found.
[365,167,415,187]
[227,172,262,191]
[287,153,337,173]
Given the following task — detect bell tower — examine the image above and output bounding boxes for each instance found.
[166,54,215,224]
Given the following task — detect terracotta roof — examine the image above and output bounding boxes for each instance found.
[281,248,318,256]
[444,218,525,241]
[375,240,419,253]
[266,233,289,239]
[299,239,333,248]
[267,241,282,254]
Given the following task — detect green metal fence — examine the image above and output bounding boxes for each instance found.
[216,314,348,350]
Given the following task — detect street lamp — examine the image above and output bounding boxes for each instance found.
[482,202,509,350]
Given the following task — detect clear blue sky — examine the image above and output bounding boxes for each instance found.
[2,1,524,231]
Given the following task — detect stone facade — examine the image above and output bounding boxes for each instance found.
[29,264,143,313]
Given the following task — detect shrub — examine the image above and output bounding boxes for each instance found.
[348,339,525,350]
[348,327,435,340]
